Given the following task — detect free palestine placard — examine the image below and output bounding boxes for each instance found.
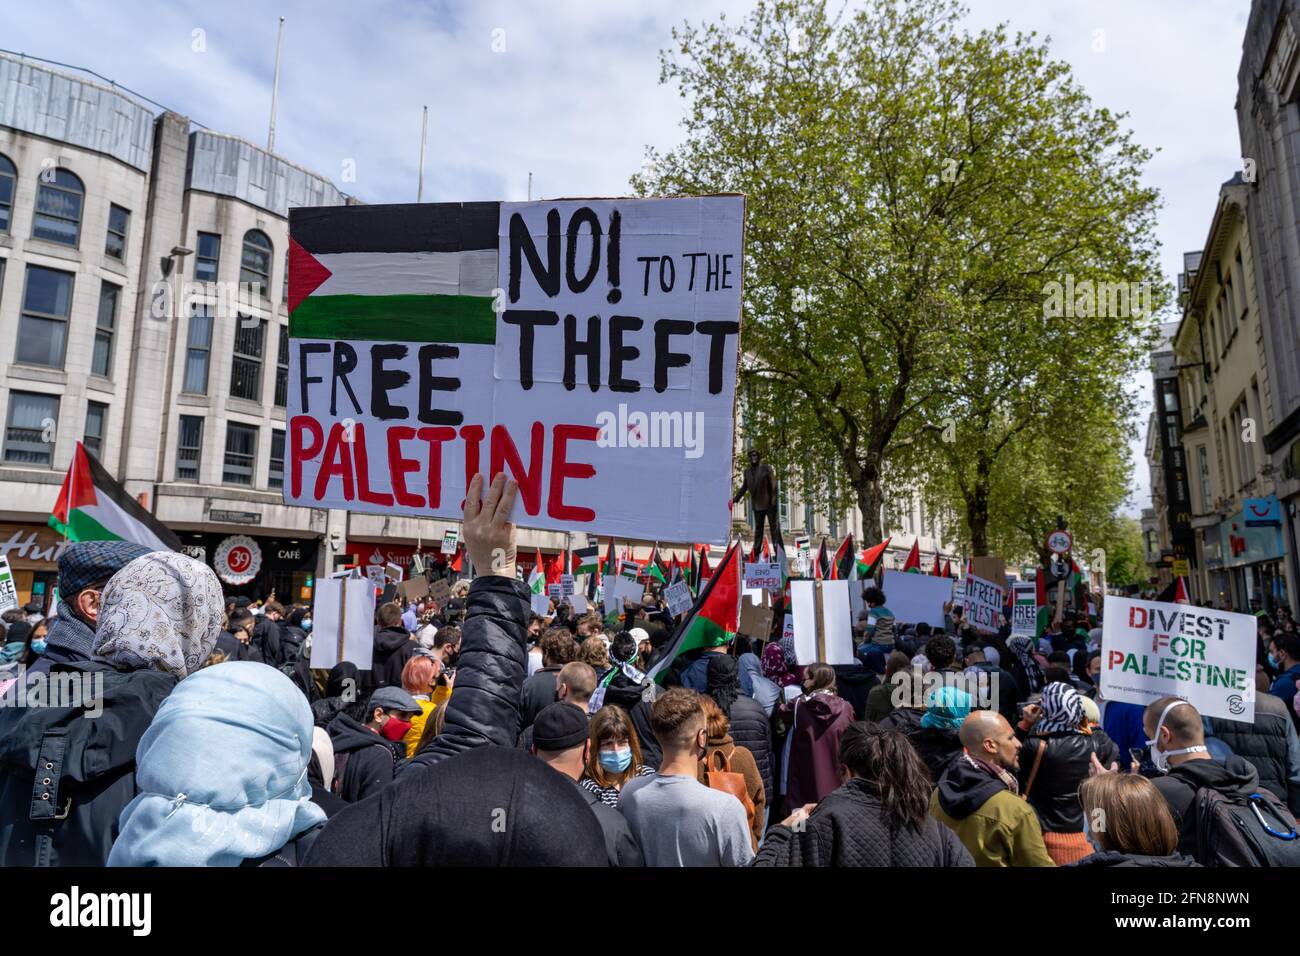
[285,197,744,543]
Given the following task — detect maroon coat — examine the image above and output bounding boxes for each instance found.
[781,691,856,814]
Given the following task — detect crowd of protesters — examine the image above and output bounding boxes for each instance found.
[2,474,1299,867]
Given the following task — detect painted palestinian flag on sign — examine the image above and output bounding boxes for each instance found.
[645,539,742,684]
[289,203,499,344]
[50,442,180,552]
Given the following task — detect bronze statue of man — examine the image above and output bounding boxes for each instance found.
[732,449,784,557]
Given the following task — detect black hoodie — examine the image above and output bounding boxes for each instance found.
[371,625,415,690]
[1152,755,1261,858]
[1067,849,1201,868]
[832,664,878,721]
[936,754,1011,821]
[326,712,403,802]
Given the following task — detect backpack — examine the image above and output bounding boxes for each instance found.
[1193,786,1300,866]
[702,748,756,837]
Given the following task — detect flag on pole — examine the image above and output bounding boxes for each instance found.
[644,542,667,584]
[698,546,712,582]
[601,537,617,581]
[901,540,921,573]
[942,559,953,578]
[814,538,831,580]
[645,539,742,684]
[833,534,856,581]
[573,544,600,576]
[50,442,180,551]
[931,554,945,576]
[528,548,545,597]
[858,538,890,577]
[448,545,463,575]
[688,546,700,595]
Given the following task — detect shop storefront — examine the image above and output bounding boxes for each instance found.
[178,531,320,605]
[1218,496,1289,614]
[0,522,66,613]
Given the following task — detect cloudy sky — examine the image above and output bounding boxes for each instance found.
[6,0,1254,514]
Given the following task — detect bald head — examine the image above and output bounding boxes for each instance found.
[959,710,1021,772]
[557,661,597,706]
[1143,697,1204,747]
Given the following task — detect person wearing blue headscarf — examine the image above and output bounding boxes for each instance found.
[907,685,971,782]
[108,661,326,866]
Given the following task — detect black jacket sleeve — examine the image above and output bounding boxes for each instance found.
[402,575,530,774]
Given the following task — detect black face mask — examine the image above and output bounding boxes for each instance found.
[444,648,460,667]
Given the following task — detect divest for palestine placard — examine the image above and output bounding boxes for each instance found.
[1100,596,1256,722]
[285,197,744,543]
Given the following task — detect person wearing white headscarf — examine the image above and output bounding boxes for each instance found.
[109,662,327,866]
[93,551,223,677]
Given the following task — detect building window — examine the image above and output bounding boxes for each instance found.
[33,168,84,246]
[269,429,285,490]
[83,401,108,458]
[105,204,130,260]
[274,325,289,407]
[176,415,203,481]
[223,422,258,485]
[240,230,272,296]
[230,318,266,402]
[17,266,74,368]
[195,232,221,282]
[1197,446,1212,513]
[183,303,214,394]
[3,391,58,465]
[282,250,289,304]
[92,282,119,377]
[0,154,15,233]
[1231,398,1255,487]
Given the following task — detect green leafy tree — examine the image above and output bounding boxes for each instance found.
[634,0,1162,546]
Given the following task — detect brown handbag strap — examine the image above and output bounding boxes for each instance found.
[1022,738,1046,800]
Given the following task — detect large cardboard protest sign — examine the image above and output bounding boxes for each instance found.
[790,580,855,666]
[880,570,950,629]
[1100,597,1256,722]
[285,197,744,544]
[311,576,376,671]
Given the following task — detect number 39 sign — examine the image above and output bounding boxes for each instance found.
[214,535,263,585]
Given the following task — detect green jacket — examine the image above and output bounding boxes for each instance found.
[929,788,1055,868]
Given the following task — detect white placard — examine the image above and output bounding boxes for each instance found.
[385,561,404,583]
[782,614,794,641]
[1100,597,1256,722]
[0,555,17,613]
[531,592,551,616]
[1011,581,1038,638]
[560,573,576,596]
[603,573,644,615]
[569,592,588,614]
[286,197,744,544]
[744,560,782,591]
[952,581,965,608]
[664,579,694,617]
[440,529,460,555]
[880,570,952,629]
[963,573,1003,633]
[311,577,376,671]
[547,583,563,601]
[790,580,855,666]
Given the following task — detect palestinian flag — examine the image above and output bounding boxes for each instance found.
[573,544,599,576]
[668,553,683,585]
[644,542,667,584]
[289,203,498,346]
[646,539,742,684]
[601,537,618,580]
[858,538,890,577]
[688,546,700,595]
[812,538,830,580]
[931,555,945,576]
[942,559,953,578]
[833,534,856,581]
[698,546,712,582]
[901,540,921,573]
[1157,576,1191,604]
[761,536,772,561]
[50,442,180,552]
[528,547,545,596]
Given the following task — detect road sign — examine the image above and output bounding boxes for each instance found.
[1046,529,1073,555]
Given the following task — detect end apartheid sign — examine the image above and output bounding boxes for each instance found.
[1100,596,1256,722]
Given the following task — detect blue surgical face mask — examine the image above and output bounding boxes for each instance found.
[302,619,312,632]
[1268,652,1280,669]
[1082,812,1102,851]
[599,746,632,773]
[30,639,47,656]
